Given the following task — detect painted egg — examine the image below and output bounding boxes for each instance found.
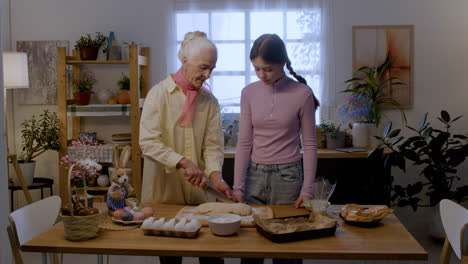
[122,211,133,221]
[133,212,145,221]
[141,207,153,219]
[112,209,126,220]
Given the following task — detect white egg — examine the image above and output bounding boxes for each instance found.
[174,218,186,232]
[184,219,200,232]
[152,217,165,230]
[163,218,176,231]
[141,217,154,229]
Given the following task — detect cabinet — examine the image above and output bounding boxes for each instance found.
[56,45,150,205]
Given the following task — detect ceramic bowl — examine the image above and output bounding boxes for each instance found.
[207,213,241,236]
[303,199,330,213]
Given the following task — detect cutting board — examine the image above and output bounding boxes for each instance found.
[175,205,274,227]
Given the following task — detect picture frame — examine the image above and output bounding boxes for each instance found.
[352,25,414,108]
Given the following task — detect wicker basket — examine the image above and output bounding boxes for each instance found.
[61,164,102,241]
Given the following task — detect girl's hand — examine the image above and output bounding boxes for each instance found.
[232,195,244,203]
[294,195,311,208]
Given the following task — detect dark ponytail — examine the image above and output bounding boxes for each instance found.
[250,34,320,109]
[286,59,320,109]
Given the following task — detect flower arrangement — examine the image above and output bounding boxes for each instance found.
[342,57,406,127]
[337,94,373,124]
[60,137,103,187]
[73,64,97,93]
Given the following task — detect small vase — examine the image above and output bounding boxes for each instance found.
[74,92,92,106]
[97,174,110,187]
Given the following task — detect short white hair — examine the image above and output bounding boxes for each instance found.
[178,31,217,62]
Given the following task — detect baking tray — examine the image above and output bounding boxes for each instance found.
[254,214,338,243]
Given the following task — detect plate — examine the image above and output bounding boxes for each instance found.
[339,213,382,228]
[112,217,144,225]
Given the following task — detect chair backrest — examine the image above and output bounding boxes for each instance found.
[9,195,61,246]
[439,199,468,262]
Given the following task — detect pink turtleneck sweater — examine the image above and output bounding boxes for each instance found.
[233,76,318,198]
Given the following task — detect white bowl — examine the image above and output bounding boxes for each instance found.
[207,213,241,236]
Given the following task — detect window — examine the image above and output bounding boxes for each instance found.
[176,10,321,119]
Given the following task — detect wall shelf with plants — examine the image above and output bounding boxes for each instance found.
[56,44,150,206]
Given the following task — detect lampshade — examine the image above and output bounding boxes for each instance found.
[3,52,29,89]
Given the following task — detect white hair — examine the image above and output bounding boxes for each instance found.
[178,31,217,62]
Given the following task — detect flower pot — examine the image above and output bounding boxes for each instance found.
[325,131,345,150]
[14,161,36,186]
[79,47,99,60]
[74,92,92,106]
[352,122,377,148]
[429,203,445,240]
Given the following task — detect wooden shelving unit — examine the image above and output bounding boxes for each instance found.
[57,45,150,206]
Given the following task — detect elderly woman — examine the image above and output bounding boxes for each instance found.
[140,31,230,264]
[140,31,232,205]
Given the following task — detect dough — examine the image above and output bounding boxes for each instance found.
[341,204,393,222]
[195,202,252,216]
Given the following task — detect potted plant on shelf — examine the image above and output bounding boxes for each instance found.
[73,65,96,105]
[318,120,344,150]
[340,57,407,148]
[342,56,407,128]
[116,72,131,104]
[74,32,108,60]
[17,110,60,186]
[368,110,468,238]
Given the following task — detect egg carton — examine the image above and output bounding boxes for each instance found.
[141,218,201,239]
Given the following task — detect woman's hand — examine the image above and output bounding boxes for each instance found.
[294,195,311,208]
[177,158,206,187]
[209,172,233,199]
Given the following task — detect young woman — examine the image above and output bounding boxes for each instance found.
[232,33,320,264]
[233,33,319,208]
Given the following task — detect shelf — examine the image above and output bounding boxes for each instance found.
[85,186,109,191]
[66,56,147,66]
[66,59,129,64]
[67,101,144,117]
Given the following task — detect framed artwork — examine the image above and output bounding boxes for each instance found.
[15,40,68,105]
[352,25,414,108]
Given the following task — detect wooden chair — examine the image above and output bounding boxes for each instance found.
[439,199,468,264]
[7,195,61,264]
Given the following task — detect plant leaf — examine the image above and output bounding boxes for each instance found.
[383,122,392,138]
[418,112,428,131]
[441,110,450,122]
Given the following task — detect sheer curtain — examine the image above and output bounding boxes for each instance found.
[167,0,336,121]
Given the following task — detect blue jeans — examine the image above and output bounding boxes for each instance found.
[242,160,303,264]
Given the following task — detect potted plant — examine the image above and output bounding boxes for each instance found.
[369,110,468,238]
[73,64,96,105]
[17,110,60,186]
[342,57,407,128]
[75,32,107,60]
[318,120,344,150]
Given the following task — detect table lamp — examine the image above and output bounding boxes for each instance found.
[3,51,32,205]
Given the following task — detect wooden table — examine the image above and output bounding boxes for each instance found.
[21,204,427,261]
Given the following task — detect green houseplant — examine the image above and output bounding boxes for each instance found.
[369,110,468,211]
[74,32,107,60]
[16,110,60,186]
[73,65,96,105]
[342,57,407,128]
[19,109,60,163]
[318,120,344,150]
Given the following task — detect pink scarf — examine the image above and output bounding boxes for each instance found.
[173,68,199,127]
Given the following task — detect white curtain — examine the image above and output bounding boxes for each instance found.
[167,0,336,120]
